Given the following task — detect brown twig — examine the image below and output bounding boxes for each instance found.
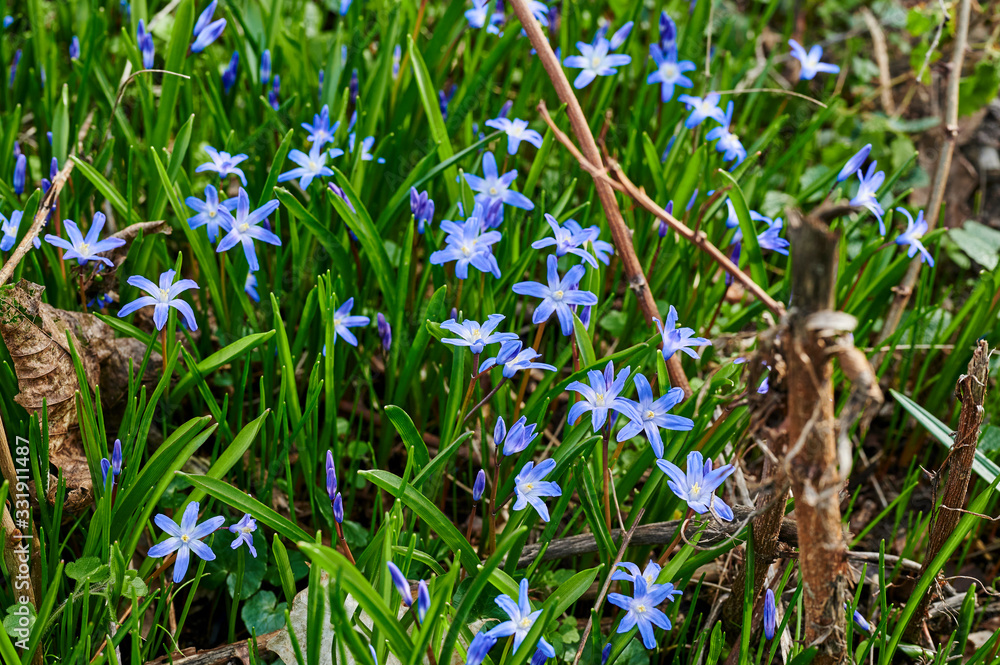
[909,340,990,634]
[506,0,692,397]
[535,102,785,318]
[878,0,971,349]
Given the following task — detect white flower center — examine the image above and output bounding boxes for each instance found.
[181,534,190,543]
[662,64,677,80]
[591,56,601,68]
[209,210,216,218]
[552,290,564,300]
[690,482,701,495]
[489,186,498,196]
[520,618,533,628]
[636,604,647,614]
[308,160,318,170]
[524,483,534,491]
[334,317,342,327]
[645,410,655,420]
[595,394,605,405]
[159,289,170,301]
[239,223,250,232]
[79,243,90,255]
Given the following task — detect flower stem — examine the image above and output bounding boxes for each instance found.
[602,421,612,532]
[487,455,502,555]
[160,326,167,377]
[463,376,508,423]
[513,321,546,419]
[335,521,356,565]
[657,507,694,566]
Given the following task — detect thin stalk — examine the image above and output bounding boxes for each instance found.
[335,521,356,565]
[602,421,611,531]
[487,454,503,554]
[463,376,508,423]
[513,321,546,419]
[160,326,168,376]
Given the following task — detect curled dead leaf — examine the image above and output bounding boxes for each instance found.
[0,280,157,511]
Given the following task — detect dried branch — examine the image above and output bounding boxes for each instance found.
[506,0,691,396]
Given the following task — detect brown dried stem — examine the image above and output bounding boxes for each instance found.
[505,0,691,396]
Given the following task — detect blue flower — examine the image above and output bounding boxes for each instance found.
[376,312,392,351]
[387,562,413,606]
[410,187,435,233]
[678,93,726,128]
[392,45,401,79]
[512,459,561,522]
[646,44,695,102]
[603,21,634,50]
[567,361,642,434]
[9,49,21,88]
[439,85,456,120]
[191,1,226,53]
[837,144,871,183]
[479,340,557,379]
[440,314,518,355]
[788,39,840,81]
[333,493,344,523]
[655,451,735,520]
[466,633,498,665]
[196,146,249,185]
[658,11,677,52]
[655,305,709,362]
[13,153,25,195]
[473,469,486,501]
[531,214,599,268]
[848,604,872,633]
[245,272,260,303]
[601,644,612,665]
[610,561,664,587]
[894,208,934,266]
[119,269,200,330]
[607,575,680,648]
[485,117,544,155]
[329,297,370,347]
[704,102,746,165]
[512,255,598,335]
[487,578,557,655]
[45,212,126,268]
[70,36,80,60]
[148,501,226,583]
[618,374,692,458]
[222,51,239,93]
[2,16,11,29]
[229,513,258,557]
[465,0,491,28]
[303,105,339,148]
[100,438,123,488]
[260,49,271,84]
[348,133,379,162]
[215,188,281,271]
[764,588,776,640]
[850,162,886,234]
[278,142,335,190]
[325,449,337,501]
[756,218,789,255]
[185,185,234,243]
[417,580,431,622]
[1,210,24,251]
[339,0,352,15]
[464,151,534,212]
[563,38,631,90]
[565,220,614,264]
[429,211,503,280]
[269,75,281,109]
[139,29,154,69]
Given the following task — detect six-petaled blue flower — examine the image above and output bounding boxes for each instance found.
[513,255,598,336]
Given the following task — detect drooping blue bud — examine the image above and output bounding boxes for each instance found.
[763,588,776,640]
[417,580,430,622]
[333,492,344,523]
[837,144,872,183]
[387,562,412,606]
[13,153,25,195]
[325,449,337,500]
[260,49,271,84]
[222,51,239,93]
[70,36,80,60]
[472,469,486,502]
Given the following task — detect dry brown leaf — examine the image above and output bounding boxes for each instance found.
[0,280,156,511]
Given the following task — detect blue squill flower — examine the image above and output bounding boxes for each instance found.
[392,45,401,79]
[655,305,710,362]
[429,212,502,280]
[269,74,281,109]
[618,374,692,458]
[260,49,271,84]
[417,580,430,622]
[329,297,370,347]
[848,605,872,633]
[464,151,534,212]
[196,147,248,185]
[756,220,789,255]
[326,449,338,500]
[2,16,11,29]
[678,93,726,128]
[45,212,126,267]
[479,340,557,379]
[512,460,561,522]
[531,214,599,268]
[302,105,339,148]
[601,644,611,665]
[658,11,677,52]
[647,44,695,102]
[13,153,25,195]
[88,293,115,309]
[850,162,886,234]
[655,451,735,520]
[837,144,871,183]
[229,513,258,557]
[333,493,344,523]
[139,30,154,68]
[349,69,359,105]
[70,36,80,60]
[563,38,631,90]
[439,85,456,120]
[466,0,490,29]
[191,1,226,53]
[100,438,123,488]
[377,312,392,351]
[222,51,239,93]
[895,208,934,266]
[185,185,234,243]
[567,361,642,433]
[119,269,200,330]
[565,220,613,264]
[278,142,335,190]
[764,589,776,640]
[216,188,281,271]
[440,314,517,355]
[245,272,259,302]
[387,562,413,606]
[487,579,557,656]
[410,188,435,233]
[1,210,24,251]
[705,102,746,165]
[607,575,679,648]
[348,133,379,162]
[788,39,840,81]
[512,255,597,336]
[473,469,486,501]
[611,561,663,586]
[339,0,352,15]
[485,117,544,155]
[605,21,634,50]
[9,49,21,88]
[466,633,497,665]
[148,502,226,583]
